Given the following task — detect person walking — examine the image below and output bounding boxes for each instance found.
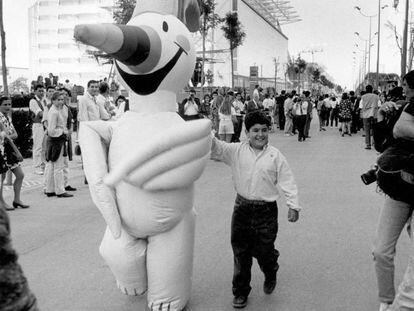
[218,95,236,143]
[232,92,245,142]
[0,97,29,210]
[303,91,313,138]
[339,93,353,136]
[211,111,300,309]
[360,85,380,149]
[316,95,326,131]
[284,92,295,136]
[44,91,73,198]
[29,84,47,175]
[293,96,308,142]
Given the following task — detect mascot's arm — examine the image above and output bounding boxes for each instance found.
[104,119,212,191]
[79,121,121,239]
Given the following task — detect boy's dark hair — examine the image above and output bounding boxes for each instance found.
[59,87,72,97]
[244,111,271,131]
[291,90,297,96]
[46,85,56,92]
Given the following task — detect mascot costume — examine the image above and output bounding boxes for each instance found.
[74,0,211,310]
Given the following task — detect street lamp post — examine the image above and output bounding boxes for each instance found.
[355,4,388,89]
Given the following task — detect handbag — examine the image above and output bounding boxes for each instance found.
[4,137,23,164]
[376,145,414,203]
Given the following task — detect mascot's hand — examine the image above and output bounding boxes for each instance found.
[104,119,212,191]
[79,121,122,239]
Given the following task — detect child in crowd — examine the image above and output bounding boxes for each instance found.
[211,111,301,309]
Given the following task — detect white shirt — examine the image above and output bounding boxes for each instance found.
[262,98,274,110]
[29,95,46,119]
[293,101,308,116]
[232,100,245,116]
[211,139,300,210]
[184,99,199,116]
[78,92,110,122]
[219,107,236,121]
[47,105,67,137]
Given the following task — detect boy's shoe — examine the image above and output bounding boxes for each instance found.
[232,296,248,309]
[263,276,277,294]
[379,302,391,311]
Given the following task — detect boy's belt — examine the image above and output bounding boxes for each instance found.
[236,194,275,206]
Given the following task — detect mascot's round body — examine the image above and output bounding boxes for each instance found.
[74,1,210,310]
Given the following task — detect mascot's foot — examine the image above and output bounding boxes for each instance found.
[117,281,147,296]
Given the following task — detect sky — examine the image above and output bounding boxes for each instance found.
[2,0,409,90]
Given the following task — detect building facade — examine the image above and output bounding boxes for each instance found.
[194,0,299,91]
[28,0,114,87]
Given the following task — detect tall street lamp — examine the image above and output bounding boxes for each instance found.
[355,4,388,89]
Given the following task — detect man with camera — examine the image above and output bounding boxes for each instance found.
[178,88,201,121]
[370,71,414,311]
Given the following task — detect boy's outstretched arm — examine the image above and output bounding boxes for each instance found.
[210,135,238,165]
[276,153,301,223]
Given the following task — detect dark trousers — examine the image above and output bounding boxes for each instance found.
[232,116,244,142]
[278,107,285,130]
[231,194,279,297]
[295,115,307,141]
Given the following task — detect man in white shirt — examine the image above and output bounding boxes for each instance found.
[96,83,115,118]
[29,84,47,174]
[78,80,111,122]
[359,84,380,149]
[284,91,296,136]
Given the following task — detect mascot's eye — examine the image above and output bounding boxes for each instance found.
[162,21,169,32]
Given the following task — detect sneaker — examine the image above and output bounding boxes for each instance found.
[45,192,56,197]
[57,192,74,198]
[232,296,248,309]
[365,146,371,150]
[65,185,77,191]
[379,302,391,311]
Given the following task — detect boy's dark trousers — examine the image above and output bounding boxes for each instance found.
[231,194,279,298]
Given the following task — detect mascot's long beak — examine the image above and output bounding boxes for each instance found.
[74,24,153,67]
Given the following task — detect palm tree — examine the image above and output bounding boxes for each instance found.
[0,0,8,95]
[221,12,246,88]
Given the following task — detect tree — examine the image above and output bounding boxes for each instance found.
[294,57,307,93]
[199,0,221,91]
[221,12,246,88]
[113,0,136,25]
[385,18,414,77]
[8,77,29,95]
[0,0,8,96]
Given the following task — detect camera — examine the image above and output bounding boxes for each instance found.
[361,164,378,185]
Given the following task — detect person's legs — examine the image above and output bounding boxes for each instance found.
[63,155,69,188]
[225,134,232,143]
[231,198,253,298]
[284,116,292,135]
[373,197,412,305]
[390,211,414,311]
[363,118,372,148]
[44,161,55,194]
[253,203,279,283]
[53,150,66,195]
[11,166,25,205]
[32,124,44,171]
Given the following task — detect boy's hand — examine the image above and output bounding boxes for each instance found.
[288,208,299,222]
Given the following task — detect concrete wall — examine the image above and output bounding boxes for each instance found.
[201,0,289,88]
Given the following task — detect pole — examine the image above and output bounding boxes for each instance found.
[402,0,409,77]
[376,0,381,90]
[368,16,372,85]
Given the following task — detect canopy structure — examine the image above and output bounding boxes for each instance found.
[242,0,301,27]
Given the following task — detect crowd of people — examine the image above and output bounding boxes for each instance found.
[2,71,414,310]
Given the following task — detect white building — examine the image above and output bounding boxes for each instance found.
[194,0,300,91]
[28,0,114,87]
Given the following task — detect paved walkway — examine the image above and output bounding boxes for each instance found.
[7,119,412,311]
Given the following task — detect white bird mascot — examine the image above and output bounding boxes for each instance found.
[73,0,211,310]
